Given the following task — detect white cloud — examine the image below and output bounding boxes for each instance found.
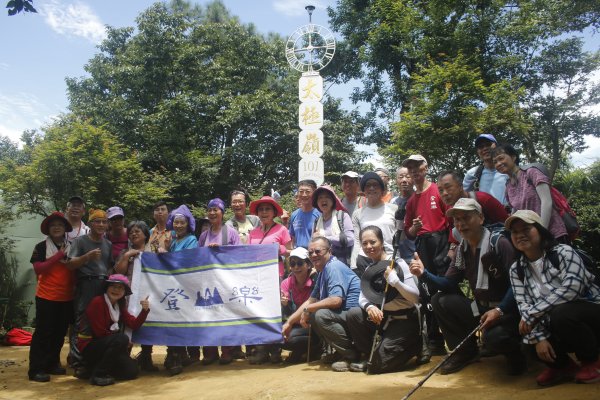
[39,0,107,44]
[0,92,59,143]
[272,0,330,17]
[0,62,9,71]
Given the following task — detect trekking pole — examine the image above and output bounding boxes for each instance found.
[400,322,483,400]
[306,324,311,364]
[367,231,400,374]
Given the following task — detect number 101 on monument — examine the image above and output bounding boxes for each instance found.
[299,156,324,186]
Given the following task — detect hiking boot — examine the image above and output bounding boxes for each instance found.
[505,352,527,376]
[164,352,183,376]
[90,375,115,386]
[248,350,269,365]
[331,360,350,372]
[575,360,600,384]
[440,350,479,375]
[415,339,432,366]
[284,351,305,364]
[349,360,368,372]
[29,372,50,382]
[219,347,233,365]
[231,347,246,360]
[48,364,67,375]
[138,351,159,372]
[73,366,91,380]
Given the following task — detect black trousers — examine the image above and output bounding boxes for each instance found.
[542,301,600,369]
[281,325,321,354]
[346,307,420,374]
[431,293,521,356]
[28,297,73,377]
[70,279,106,364]
[416,231,450,345]
[82,333,139,380]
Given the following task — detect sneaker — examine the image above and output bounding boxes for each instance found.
[137,351,159,372]
[505,352,527,376]
[349,360,367,372]
[29,372,50,382]
[164,353,183,376]
[536,360,578,387]
[440,350,479,375]
[575,360,600,384]
[332,360,350,372]
[320,351,342,365]
[90,375,115,386]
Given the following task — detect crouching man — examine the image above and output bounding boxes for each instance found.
[282,236,361,371]
[409,198,525,375]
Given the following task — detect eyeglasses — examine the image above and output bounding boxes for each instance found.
[308,248,329,256]
[289,260,305,268]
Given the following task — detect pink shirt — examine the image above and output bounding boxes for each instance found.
[506,167,567,239]
[280,274,313,310]
[248,223,291,277]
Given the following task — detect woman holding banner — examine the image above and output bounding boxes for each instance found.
[163,205,198,375]
[247,196,292,364]
[198,198,242,365]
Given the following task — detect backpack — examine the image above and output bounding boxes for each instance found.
[515,246,599,287]
[313,210,350,263]
[521,163,580,242]
[4,328,32,346]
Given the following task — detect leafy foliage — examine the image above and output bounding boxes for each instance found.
[0,118,173,220]
[66,2,365,204]
[5,0,36,16]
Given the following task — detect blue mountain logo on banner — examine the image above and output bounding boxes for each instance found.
[195,287,224,307]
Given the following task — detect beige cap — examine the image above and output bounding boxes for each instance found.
[401,154,428,167]
[505,210,543,230]
[446,197,482,217]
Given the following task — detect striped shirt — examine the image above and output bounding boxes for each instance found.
[510,244,600,344]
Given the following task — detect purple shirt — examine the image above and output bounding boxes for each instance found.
[198,225,240,247]
[506,167,567,239]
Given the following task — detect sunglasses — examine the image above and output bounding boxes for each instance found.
[289,260,305,268]
[308,248,329,256]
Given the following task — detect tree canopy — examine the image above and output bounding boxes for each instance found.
[328,0,600,175]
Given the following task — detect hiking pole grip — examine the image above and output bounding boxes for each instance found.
[401,322,483,400]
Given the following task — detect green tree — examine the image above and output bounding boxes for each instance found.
[0,117,173,220]
[66,1,365,203]
[6,0,36,16]
[328,0,600,172]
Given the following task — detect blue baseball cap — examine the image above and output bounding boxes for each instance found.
[474,134,497,146]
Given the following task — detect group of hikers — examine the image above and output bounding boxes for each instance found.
[27,134,600,389]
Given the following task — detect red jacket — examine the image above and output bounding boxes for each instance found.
[77,295,149,352]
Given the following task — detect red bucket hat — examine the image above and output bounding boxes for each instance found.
[40,212,73,235]
[249,196,283,217]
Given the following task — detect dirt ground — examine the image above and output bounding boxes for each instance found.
[0,345,597,400]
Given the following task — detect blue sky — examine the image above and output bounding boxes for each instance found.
[0,0,597,167]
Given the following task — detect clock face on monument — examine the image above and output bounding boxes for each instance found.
[285,24,336,73]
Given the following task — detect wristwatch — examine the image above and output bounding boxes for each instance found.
[303,307,310,314]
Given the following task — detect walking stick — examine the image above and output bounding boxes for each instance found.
[400,322,483,400]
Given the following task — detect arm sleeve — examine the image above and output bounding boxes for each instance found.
[121,306,150,330]
[342,212,355,250]
[477,192,509,223]
[33,250,66,275]
[535,183,553,229]
[386,259,419,304]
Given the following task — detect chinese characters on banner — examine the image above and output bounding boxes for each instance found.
[298,73,324,185]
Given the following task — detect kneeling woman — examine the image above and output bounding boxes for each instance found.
[506,210,600,386]
[77,274,150,386]
[346,226,421,373]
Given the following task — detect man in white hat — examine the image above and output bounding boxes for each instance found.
[410,198,524,375]
[340,171,365,217]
